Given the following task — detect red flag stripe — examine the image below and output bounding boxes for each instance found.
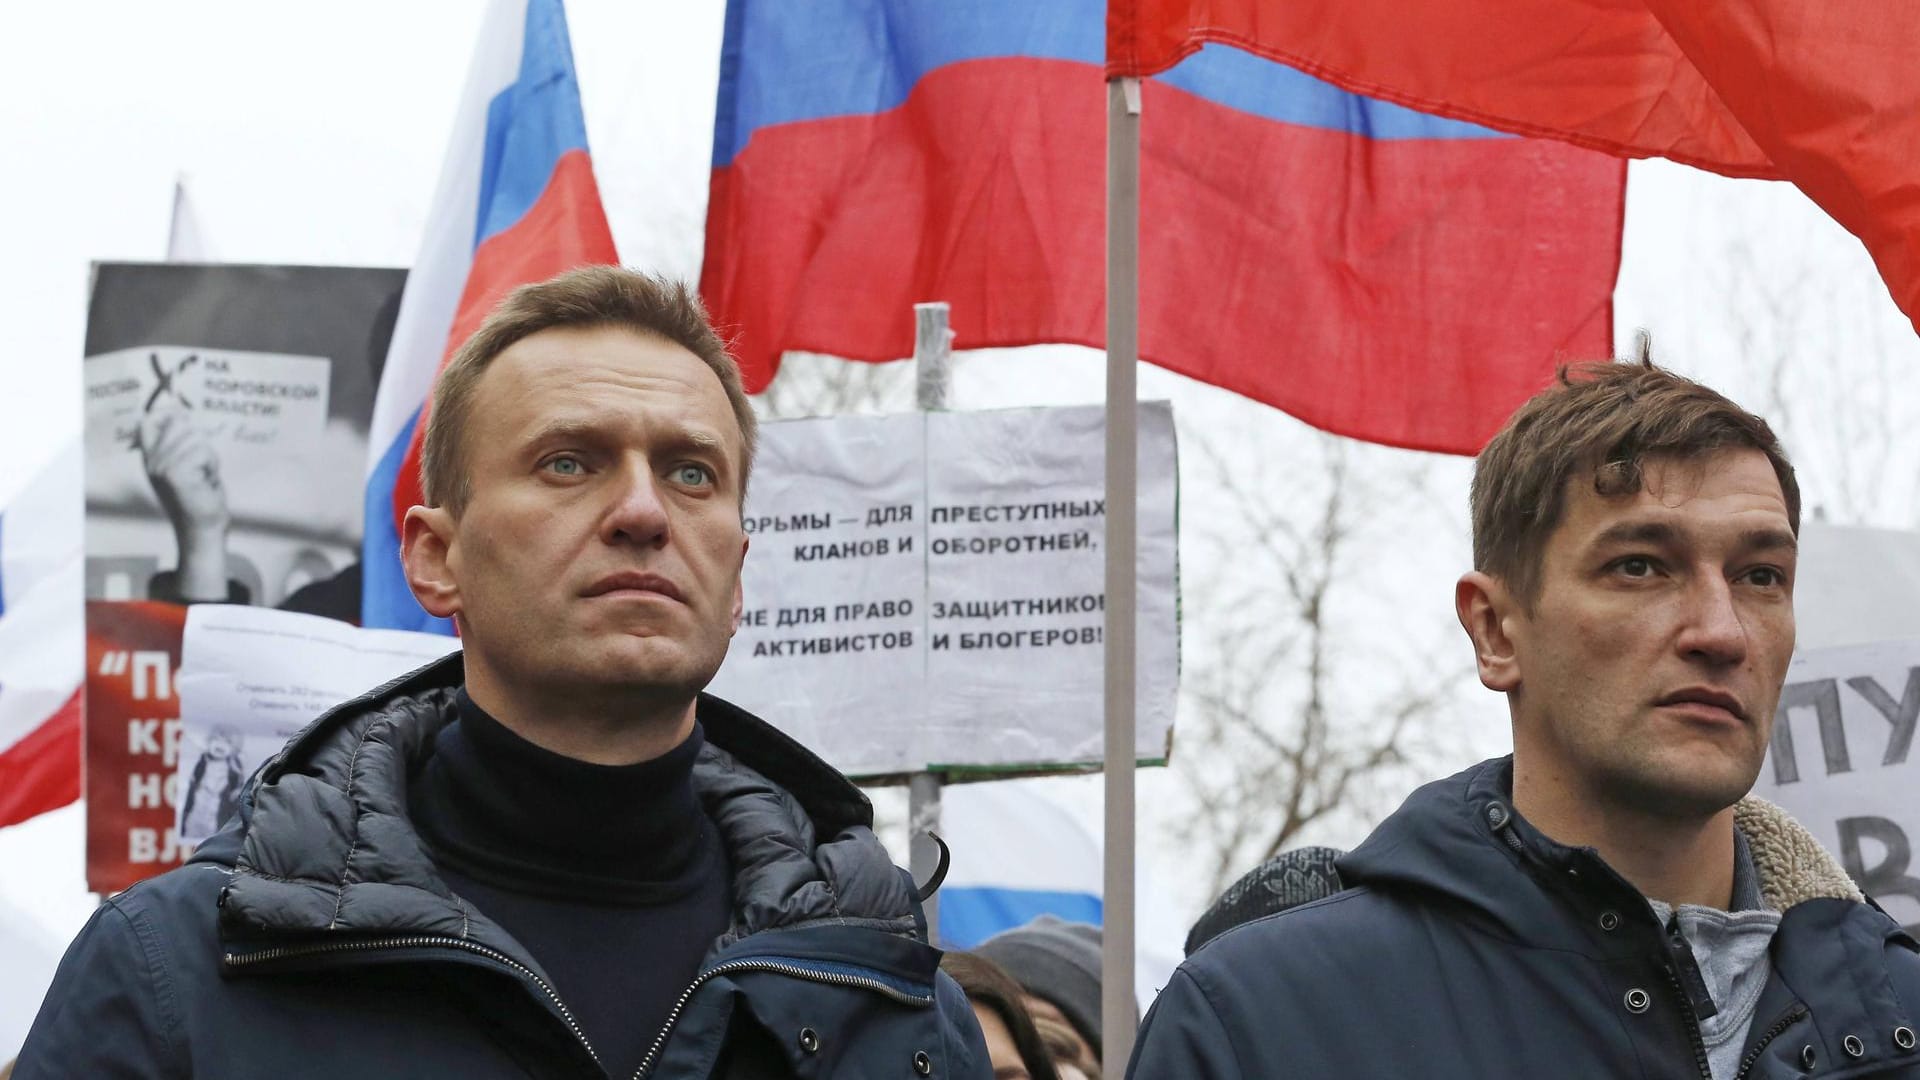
[1106,0,1920,341]
[704,56,1622,454]
[0,687,81,830]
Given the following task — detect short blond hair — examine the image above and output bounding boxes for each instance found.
[420,266,757,514]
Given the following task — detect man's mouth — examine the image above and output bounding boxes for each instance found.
[581,571,685,603]
[1654,687,1748,724]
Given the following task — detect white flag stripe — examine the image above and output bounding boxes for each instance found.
[0,441,84,753]
[942,782,1102,895]
[366,0,529,464]
[0,441,82,613]
[0,554,83,750]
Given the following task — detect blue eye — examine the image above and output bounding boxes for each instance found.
[672,464,714,486]
[546,456,584,476]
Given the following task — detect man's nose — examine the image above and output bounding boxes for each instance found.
[602,463,670,548]
[1676,573,1748,667]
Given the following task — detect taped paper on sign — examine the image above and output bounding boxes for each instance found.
[716,412,926,774]
[174,604,460,845]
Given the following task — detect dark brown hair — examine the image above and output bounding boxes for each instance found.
[942,952,1061,1080]
[420,265,757,514]
[1471,350,1799,606]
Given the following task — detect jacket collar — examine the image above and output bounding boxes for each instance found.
[1337,757,1864,945]
[1731,794,1863,908]
[195,653,915,956]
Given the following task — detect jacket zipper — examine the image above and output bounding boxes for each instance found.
[1731,1006,1808,1080]
[225,935,601,1073]
[1491,804,1759,1080]
[1662,964,1714,1080]
[633,956,934,1079]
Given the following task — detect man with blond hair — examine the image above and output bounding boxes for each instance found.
[21,266,990,1079]
[1129,357,1920,1078]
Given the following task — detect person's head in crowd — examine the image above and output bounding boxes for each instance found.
[1031,1015,1098,1080]
[973,915,1107,1069]
[1184,845,1345,956]
[942,952,1060,1080]
[1457,351,1798,836]
[403,265,760,762]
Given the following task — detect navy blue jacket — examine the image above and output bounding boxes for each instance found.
[17,655,989,1079]
[1129,758,1920,1079]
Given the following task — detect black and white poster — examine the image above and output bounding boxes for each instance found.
[83,263,405,621]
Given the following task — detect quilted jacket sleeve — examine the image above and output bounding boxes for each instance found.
[14,900,183,1079]
[1125,967,1247,1080]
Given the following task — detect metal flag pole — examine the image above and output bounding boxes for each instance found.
[909,301,953,944]
[1103,75,1142,1055]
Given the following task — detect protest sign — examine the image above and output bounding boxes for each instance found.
[708,402,1180,776]
[173,604,460,845]
[83,263,403,891]
[84,601,188,885]
[1753,638,1920,932]
[715,411,929,774]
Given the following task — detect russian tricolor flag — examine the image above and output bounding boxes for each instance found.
[939,782,1105,949]
[363,0,617,630]
[938,782,1185,1007]
[0,443,84,829]
[703,1,1624,456]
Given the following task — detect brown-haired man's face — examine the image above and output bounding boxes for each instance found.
[1491,448,1797,817]
[407,325,749,705]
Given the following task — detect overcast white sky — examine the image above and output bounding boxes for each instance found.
[4,1,1917,1049]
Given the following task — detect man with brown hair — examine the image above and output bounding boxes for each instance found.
[1129,356,1920,1078]
[19,266,990,1079]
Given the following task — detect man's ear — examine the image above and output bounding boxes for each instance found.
[1456,571,1523,693]
[729,535,749,635]
[401,505,462,620]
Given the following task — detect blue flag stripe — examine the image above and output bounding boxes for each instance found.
[713,0,1504,166]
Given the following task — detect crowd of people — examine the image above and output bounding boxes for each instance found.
[11,265,1919,1077]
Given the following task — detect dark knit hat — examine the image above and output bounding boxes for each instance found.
[973,915,1106,1058]
[1184,845,1345,956]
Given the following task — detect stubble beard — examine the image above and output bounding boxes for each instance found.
[1579,724,1764,825]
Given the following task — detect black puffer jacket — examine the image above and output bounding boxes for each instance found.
[18,654,989,1079]
[1128,757,1920,1079]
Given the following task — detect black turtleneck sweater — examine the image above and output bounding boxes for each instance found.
[408,691,732,1078]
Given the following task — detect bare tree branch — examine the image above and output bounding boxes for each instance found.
[1173,424,1461,898]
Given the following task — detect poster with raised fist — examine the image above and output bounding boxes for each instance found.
[81,262,404,891]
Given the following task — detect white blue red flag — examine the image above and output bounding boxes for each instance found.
[363,0,618,630]
[0,443,84,828]
[704,0,1623,455]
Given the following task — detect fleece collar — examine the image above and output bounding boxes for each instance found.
[1732,794,1863,910]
